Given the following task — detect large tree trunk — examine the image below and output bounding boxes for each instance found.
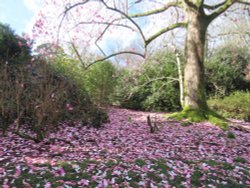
[184,11,209,110]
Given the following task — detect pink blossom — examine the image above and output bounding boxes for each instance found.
[79,179,89,186]
[14,166,21,178]
[66,103,74,111]
[226,158,233,164]
[50,160,56,166]
[60,168,66,176]
[44,182,51,188]
[18,41,23,47]
[0,167,5,174]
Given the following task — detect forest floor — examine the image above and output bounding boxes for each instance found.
[0,107,250,188]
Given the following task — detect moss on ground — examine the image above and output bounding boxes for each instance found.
[166,107,228,130]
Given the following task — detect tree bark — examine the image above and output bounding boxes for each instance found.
[184,11,209,110]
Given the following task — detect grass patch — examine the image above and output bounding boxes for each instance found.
[191,170,203,187]
[171,175,186,187]
[147,171,162,183]
[234,157,247,163]
[227,131,236,139]
[205,160,219,166]
[135,159,147,167]
[1,158,250,187]
[180,121,192,127]
[208,91,250,122]
[166,107,228,129]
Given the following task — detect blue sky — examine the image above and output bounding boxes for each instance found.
[0,0,40,35]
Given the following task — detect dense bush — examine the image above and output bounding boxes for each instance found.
[0,23,31,135]
[52,53,117,106]
[115,50,182,112]
[0,58,108,141]
[83,62,117,106]
[114,46,249,112]
[208,91,250,122]
[205,46,250,97]
[0,26,108,141]
[0,23,31,64]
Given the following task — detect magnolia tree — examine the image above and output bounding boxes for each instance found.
[33,0,250,116]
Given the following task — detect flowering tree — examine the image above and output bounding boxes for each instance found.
[33,0,250,118]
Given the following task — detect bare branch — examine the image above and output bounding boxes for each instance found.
[207,0,238,21]
[214,31,250,37]
[74,21,135,31]
[237,0,250,5]
[146,22,187,46]
[99,0,147,44]
[126,76,179,100]
[86,50,145,69]
[129,1,182,18]
[94,23,114,56]
[58,0,147,64]
[57,0,91,43]
[203,1,227,10]
[69,41,85,67]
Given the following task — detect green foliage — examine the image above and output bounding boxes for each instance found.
[234,157,247,163]
[205,46,250,97]
[116,46,249,113]
[168,107,208,122]
[227,131,235,139]
[191,170,203,187]
[208,91,250,121]
[116,50,181,112]
[135,159,147,167]
[180,121,192,127]
[0,22,31,64]
[52,54,117,106]
[84,62,117,106]
[167,107,228,129]
[0,56,107,141]
[0,24,31,135]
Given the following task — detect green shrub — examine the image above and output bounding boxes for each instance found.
[208,91,250,121]
[116,50,182,112]
[0,24,31,135]
[205,46,250,97]
[0,23,31,64]
[83,62,117,106]
[0,56,108,141]
[52,53,117,106]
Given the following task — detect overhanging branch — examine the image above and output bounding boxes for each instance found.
[57,0,91,43]
[100,0,146,44]
[237,0,250,5]
[146,22,187,46]
[207,0,237,21]
[85,50,145,69]
[129,1,182,18]
[74,21,135,31]
[203,1,227,10]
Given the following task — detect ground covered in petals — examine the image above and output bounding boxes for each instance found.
[0,108,250,187]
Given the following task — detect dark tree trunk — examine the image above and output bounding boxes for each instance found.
[184,11,209,110]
